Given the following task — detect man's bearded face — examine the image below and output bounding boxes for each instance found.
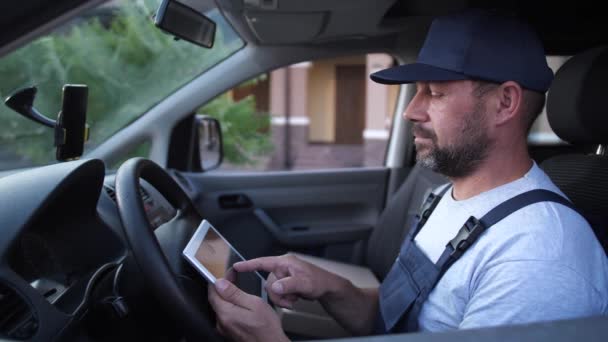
[412,100,493,178]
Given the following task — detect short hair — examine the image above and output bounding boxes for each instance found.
[521,89,546,132]
[472,80,499,99]
[472,80,546,132]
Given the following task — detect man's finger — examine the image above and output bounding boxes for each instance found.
[267,272,278,284]
[209,284,252,327]
[215,278,260,310]
[216,321,226,336]
[211,297,249,342]
[274,293,299,309]
[268,269,288,283]
[234,256,283,273]
[276,297,297,309]
[270,276,307,296]
[208,283,225,312]
[283,294,298,302]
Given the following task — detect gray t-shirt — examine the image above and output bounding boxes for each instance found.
[414,162,608,331]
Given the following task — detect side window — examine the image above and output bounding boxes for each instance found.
[198,54,399,171]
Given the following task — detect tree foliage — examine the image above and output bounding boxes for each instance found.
[0,0,267,170]
[198,93,273,166]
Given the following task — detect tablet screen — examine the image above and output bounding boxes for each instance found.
[194,226,235,279]
[185,220,265,298]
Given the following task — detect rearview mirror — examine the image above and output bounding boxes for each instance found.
[154,0,216,48]
[196,115,223,171]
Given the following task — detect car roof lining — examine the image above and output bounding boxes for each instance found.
[1,0,606,58]
[218,0,608,56]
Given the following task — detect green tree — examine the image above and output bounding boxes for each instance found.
[0,0,245,169]
[198,93,273,166]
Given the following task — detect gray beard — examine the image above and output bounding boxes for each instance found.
[415,107,492,179]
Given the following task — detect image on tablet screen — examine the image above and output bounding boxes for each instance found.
[194,227,236,279]
[193,226,263,297]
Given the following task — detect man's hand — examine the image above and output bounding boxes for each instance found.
[233,254,337,308]
[208,270,289,342]
[235,254,379,336]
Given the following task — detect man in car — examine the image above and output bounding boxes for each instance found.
[208,9,608,342]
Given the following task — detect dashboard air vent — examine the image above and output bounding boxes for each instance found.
[103,185,117,203]
[0,282,38,340]
[104,185,151,203]
[139,186,150,201]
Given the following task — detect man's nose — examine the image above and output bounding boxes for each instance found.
[403,94,429,122]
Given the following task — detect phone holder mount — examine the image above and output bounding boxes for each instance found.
[4,85,89,161]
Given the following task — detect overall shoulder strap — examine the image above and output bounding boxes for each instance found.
[411,183,451,238]
[435,189,580,276]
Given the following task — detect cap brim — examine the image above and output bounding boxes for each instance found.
[370,63,469,84]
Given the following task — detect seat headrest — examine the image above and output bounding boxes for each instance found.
[546,46,608,145]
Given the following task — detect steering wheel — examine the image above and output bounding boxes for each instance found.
[114,157,222,341]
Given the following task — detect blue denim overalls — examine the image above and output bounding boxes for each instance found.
[375,187,580,333]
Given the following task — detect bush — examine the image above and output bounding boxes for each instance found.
[198,93,273,166]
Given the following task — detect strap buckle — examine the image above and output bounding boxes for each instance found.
[416,193,441,226]
[448,216,486,258]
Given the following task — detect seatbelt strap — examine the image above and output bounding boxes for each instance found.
[435,189,581,277]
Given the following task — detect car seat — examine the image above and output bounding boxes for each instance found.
[540,46,608,254]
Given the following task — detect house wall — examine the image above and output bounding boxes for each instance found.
[289,63,310,118]
[270,68,287,116]
[387,84,399,124]
[364,54,394,140]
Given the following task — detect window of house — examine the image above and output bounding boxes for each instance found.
[197,53,399,171]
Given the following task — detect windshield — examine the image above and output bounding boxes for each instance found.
[0,0,243,171]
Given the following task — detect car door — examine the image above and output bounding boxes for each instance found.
[187,166,389,264]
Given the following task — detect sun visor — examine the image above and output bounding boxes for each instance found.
[244,11,327,44]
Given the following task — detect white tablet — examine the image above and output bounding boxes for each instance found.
[183,219,267,300]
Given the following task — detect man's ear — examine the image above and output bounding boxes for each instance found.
[494,81,523,126]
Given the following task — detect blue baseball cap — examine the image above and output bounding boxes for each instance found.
[370,9,554,93]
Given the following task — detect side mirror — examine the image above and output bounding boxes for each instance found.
[196,115,223,171]
[154,0,216,48]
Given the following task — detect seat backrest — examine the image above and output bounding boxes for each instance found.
[365,164,447,279]
[540,46,608,254]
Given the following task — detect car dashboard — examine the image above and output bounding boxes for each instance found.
[0,158,180,341]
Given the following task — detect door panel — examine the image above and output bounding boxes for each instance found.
[182,167,390,264]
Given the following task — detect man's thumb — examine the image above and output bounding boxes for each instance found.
[215,278,258,309]
[216,279,239,301]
